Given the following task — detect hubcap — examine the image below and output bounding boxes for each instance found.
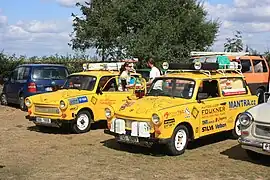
[235,118,241,136]
[77,114,89,131]
[1,94,7,105]
[174,129,187,151]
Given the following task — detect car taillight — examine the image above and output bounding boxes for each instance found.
[28,82,36,93]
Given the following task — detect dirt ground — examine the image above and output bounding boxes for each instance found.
[0,88,269,179]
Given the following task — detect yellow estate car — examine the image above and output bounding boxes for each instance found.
[104,62,258,156]
[25,62,146,134]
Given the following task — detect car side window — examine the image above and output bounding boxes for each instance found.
[10,69,18,82]
[17,67,25,80]
[239,59,252,73]
[252,60,268,73]
[23,67,31,80]
[196,80,220,100]
[220,77,247,96]
[98,76,118,92]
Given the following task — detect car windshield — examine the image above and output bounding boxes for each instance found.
[147,77,195,99]
[32,66,68,80]
[63,75,97,91]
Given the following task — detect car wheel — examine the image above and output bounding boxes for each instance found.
[0,93,8,106]
[166,125,189,156]
[19,95,27,111]
[231,116,241,139]
[256,88,264,104]
[72,110,92,134]
[246,149,262,161]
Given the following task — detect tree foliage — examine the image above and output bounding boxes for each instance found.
[70,0,220,62]
[224,31,243,52]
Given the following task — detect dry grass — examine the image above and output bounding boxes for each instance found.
[0,105,269,180]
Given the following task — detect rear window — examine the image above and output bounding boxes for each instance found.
[220,77,247,96]
[32,66,68,80]
[252,59,268,73]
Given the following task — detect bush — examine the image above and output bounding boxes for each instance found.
[0,52,98,84]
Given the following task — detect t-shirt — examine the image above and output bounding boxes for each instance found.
[118,71,131,91]
[149,66,160,81]
[149,66,162,90]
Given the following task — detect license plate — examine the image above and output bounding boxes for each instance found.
[36,117,51,124]
[262,143,270,152]
[45,87,53,91]
[119,135,139,143]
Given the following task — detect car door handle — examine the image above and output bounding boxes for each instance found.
[220,102,226,105]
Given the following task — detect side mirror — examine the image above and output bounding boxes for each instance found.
[264,92,270,103]
[96,86,103,95]
[197,93,208,102]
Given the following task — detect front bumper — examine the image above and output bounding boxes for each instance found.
[104,129,170,146]
[238,137,270,156]
[26,115,73,128]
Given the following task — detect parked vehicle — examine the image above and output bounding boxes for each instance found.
[190,52,270,104]
[25,62,147,134]
[104,61,258,156]
[0,64,69,110]
[238,92,270,160]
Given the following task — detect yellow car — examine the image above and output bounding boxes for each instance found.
[104,61,258,156]
[25,62,146,134]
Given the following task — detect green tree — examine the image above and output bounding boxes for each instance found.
[70,0,220,62]
[224,31,243,52]
[264,49,270,64]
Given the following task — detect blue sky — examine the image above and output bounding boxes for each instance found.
[0,0,270,57]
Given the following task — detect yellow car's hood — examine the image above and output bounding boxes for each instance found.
[31,89,91,105]
[114,96,190,119]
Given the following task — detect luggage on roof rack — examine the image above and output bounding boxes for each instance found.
[164,62,219,70]
[190,51,249,57]
[162,61,242,72]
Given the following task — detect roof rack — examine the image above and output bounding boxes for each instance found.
[82,58,138,71]
[190,51,249,57]
[162,61,243,78]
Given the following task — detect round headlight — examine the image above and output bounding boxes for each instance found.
[105,108,113,118]
[152,113,160,125]
[239,112,253,127]
[25,98,32,107]
[60,100,66,109]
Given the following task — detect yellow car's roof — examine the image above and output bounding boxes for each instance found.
[70,70,141,77]
[163,71,244,80]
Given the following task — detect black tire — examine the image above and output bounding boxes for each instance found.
[246,149,262,161]
[0,93,8,106]
[72,110,92,134]
[19,95,27,111]
[166,125,189,156]
[231,115,241,139]
[256,88,264,104]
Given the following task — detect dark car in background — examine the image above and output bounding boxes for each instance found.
[0,64,69,110]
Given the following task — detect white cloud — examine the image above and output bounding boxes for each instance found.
[204,0,270,52]
[0,9,7,28]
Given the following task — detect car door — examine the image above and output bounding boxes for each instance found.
[197,79,228,137]
[93,75,131,120]
[5,68,19,103]
[16,66,30,97]
[219,77,255,131]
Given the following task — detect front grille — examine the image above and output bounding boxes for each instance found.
[255,125,270,138]
[35,106,60,114]
[110,118,151,137]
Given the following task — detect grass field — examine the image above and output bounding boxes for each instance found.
[0,100,270,180]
